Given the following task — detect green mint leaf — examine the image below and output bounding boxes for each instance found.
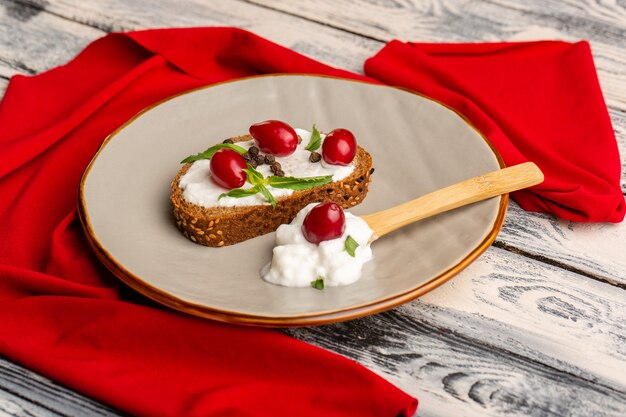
[267,175,333,190]
[310,278,325,290]
[227,165,276,207]
[305,125,322,152]
[244,165,265,186]
[181,143,247,163]
[256,183,277,208]
[344,235,359,257]
[218,186,259,200]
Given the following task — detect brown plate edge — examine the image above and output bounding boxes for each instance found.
[77,73,508,328]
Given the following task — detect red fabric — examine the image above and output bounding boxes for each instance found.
[0,28,416,417]
[365,40,625,222]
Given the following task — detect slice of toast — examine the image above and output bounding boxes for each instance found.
[170,134,373,247]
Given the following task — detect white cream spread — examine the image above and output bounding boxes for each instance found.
[261,203,374,287]
[179,128,355,207]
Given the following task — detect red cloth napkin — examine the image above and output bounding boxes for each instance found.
[365,40,625,223]
[0,28,416,417]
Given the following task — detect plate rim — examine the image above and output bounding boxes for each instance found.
[78,73,508,327]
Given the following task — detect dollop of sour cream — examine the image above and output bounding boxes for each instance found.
[179,128,355,207]
[261,203,374,287]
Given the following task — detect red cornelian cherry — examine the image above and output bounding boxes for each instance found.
[302,202,346,244]
[322,128,357,166]
[249,120,298,157]
[210,148,247,190]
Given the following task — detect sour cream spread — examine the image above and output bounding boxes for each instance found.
[179,128,355,207]
[261,203,374,287]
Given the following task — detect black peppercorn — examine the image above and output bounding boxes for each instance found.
[270,162,282,173]
[309,152,322,163]
[356,176,364,183]
[249,146,260,157]
[242,152,251,162]
[276,170,285,177]
[254,155,264,165]
[248,159,258,168]
[343,194,350,200]
[264,154,275,164]
[222,138,234,144]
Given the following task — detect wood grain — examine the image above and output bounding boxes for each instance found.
[0,1,625,416]
[418,246,626,388]
[364,163,543,238]
[287,246,626,416]
[288,307,626,417]
[0,0,103,79]
[499,201,626,287]
[0,77,7,96]
[610,108,626,192]
[12,0,381,74]
[0,357,120,416]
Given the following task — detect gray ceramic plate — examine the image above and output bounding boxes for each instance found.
[79,75,506,327]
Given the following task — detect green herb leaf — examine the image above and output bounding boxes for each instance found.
[310,277,325,290]
[344,235,359,257]
[218,186,259,200]
[218,171,277,207]
[256,183,277,208]
[267,175,333,190]
[244,165,266,186]
[239,165,277,207]
[181,143,247,163]
[305,125,322,152]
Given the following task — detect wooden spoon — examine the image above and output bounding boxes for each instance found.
[361,162,544,241]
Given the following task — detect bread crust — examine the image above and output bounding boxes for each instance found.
[170,135,373,247]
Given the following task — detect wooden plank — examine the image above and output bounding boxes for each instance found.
[287,246,626,416]
[0,77,7,97]
[0,0,103,79]
[417,246,626,389]
[252,0,626,50]
[290,311,626,417]
[11,0,381,74]
[0,1,625,415]
[499,201,626,287]
[610,108,626,192]
[0,357,120,416]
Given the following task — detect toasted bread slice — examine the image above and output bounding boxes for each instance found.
[170,134,373,247]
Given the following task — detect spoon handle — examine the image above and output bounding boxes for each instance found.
[361,162,544,239]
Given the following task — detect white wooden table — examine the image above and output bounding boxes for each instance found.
[1,1,625,416]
